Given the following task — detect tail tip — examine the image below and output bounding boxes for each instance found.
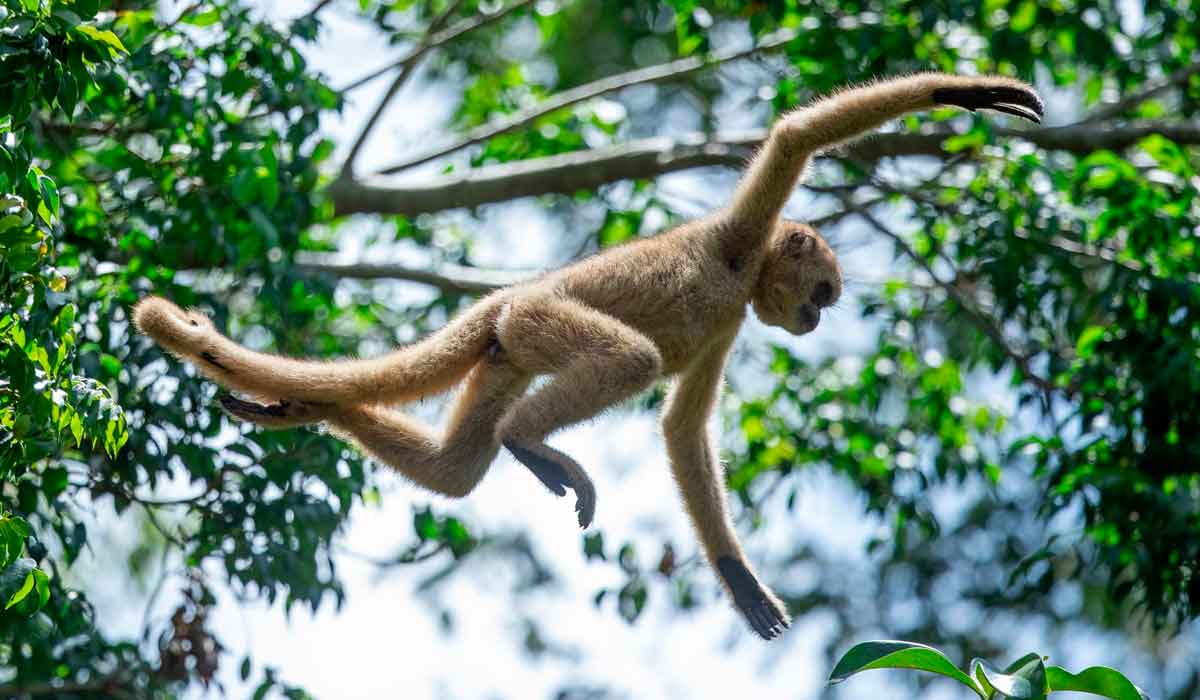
[131,296,212,348]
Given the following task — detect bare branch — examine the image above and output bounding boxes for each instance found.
[330,120,1200,217]
[337,0,537,94]
[1080,62,1200,124]
[294,253,531,294]
[340,0,467,176]
[375,29,800,175]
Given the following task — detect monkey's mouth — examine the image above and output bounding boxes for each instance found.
[796,304,820,334]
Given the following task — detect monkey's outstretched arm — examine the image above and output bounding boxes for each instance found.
[132,294,507,405]
[721,73,1043,255]
[663,333,789,640]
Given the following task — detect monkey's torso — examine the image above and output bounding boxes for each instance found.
[526,219,752,374]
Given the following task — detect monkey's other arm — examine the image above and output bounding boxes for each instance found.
[663,334,790,639]
[722,73,1044,254]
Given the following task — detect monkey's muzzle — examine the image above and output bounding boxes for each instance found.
[797,304,820,334]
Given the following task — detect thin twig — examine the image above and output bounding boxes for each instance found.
[869,172,1198,284]
[340,0,468,176]
[298,0,336,22]
[337,0,537,94]
[374,28,799,175]
[1079,62,1200,124]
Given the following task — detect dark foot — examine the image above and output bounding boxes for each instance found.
[717,556,790,640]
[932,84,1044,123]
[504,440,569,496]
[218,394,333,426]
[219,394,287,420]
[503,440,596,529]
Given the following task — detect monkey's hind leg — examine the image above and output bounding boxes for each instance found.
[327,357,531,498]
[495,296,663,528]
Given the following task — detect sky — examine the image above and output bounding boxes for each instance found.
[69,2,1194,699]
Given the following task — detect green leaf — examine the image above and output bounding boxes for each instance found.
[972,657,1047,699]
[75,25,129,55]
[32,568,49,609]
[1010,0,1038,32]
[5,570,35,609]
[1076,326,1105,359]
[184,7,221,27]
[1046,666,1148,700]
[828,641,984,698]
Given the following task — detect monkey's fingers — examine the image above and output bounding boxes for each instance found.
[717,556,791,640]
[932,84,1044,123]
[503,441,570,497]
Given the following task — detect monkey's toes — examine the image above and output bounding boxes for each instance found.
[932,84,1044,123]
[717,556,791,640]
[573,478,596,529]
[218,394,334,427]
[219,394,289,421]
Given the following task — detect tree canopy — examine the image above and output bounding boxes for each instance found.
[0,0,1197,697]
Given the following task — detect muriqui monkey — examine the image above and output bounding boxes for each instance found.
[133,73,1042,639]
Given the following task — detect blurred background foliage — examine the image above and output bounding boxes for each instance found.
[0,0,1197,697]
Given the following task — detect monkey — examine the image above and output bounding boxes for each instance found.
[133,73,1042,640]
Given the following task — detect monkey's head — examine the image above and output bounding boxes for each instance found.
[751,222,842,336]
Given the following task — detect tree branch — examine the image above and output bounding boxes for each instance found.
[330,120,1200,217]
[375,28,799,175]
[294,253,530,294]
[337,0,537,94]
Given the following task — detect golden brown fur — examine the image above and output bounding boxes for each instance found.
[133,73,1041,640]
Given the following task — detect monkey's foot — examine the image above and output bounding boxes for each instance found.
[932,84,1044,123]
[218,394,335,429]
[717,556,791,640]
[503,440,596,529]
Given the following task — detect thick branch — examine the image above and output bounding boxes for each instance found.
[294,254,529,293]
[331,120,1199,217]
[375,29,799,175]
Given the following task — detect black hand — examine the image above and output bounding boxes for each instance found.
[932,84,1044,123]
[717,556,790,640]
[219,393,287,420]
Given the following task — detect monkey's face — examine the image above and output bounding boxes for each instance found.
[751,222,842,336]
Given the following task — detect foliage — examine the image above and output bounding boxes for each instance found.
[829,640,1147,700]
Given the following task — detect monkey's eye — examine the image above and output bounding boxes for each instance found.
[812,281,834,307]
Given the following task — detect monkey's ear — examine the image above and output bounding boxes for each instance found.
[784,229,818,256]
